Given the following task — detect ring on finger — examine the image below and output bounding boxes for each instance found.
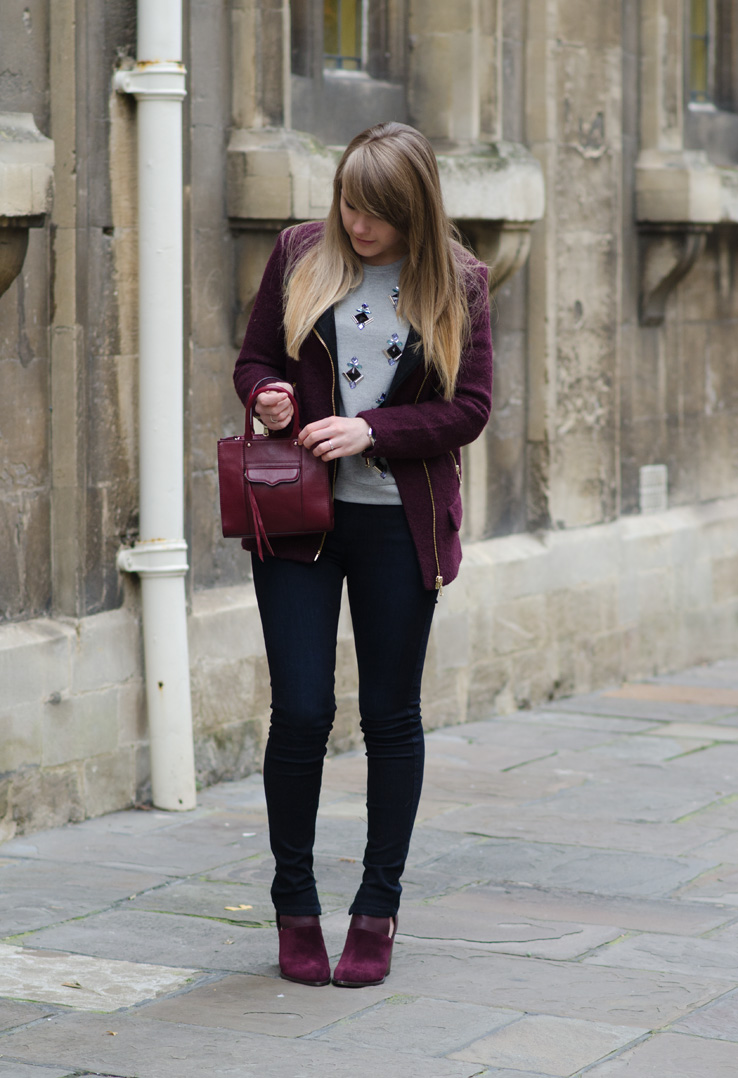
[328,440,334,451]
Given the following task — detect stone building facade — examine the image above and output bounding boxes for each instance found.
[1,0,737,834]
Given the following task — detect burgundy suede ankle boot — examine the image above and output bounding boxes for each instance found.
[332,914,397,988]
[276,914,331,986]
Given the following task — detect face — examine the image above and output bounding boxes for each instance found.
[339,193,408,266]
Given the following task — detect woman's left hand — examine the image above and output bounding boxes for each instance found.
[299,417,372,460]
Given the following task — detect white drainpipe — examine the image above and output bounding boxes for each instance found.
[113,0,196,810]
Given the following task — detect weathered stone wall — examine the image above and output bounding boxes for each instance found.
[1,0,738,834]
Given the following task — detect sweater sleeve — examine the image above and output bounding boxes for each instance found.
[357,264,493,459]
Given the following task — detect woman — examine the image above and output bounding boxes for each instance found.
[233,122,493,988]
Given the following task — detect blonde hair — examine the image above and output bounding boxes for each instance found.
[283,122,483,400]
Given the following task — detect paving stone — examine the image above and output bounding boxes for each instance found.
[678,794,738,829]
[0,1010,491,1078]
[0,999,55,1032]
[543,692,737,723]
[420,761,589,804]
[449,1014,646,1074]
[1,810,270,875]
[0,943,197,1011]
[424,720,616,769]
[394,901,620,960]
[0,1065,73,1078]
[127,878,274,926]
[512,711,660,735]
[679,832,738,864]
[570,733,714,762]
[674,864,738,905]
[584,932,738,981]
[585,1031,738,1076]
[670,986,738,1040]
[648,722,738,742]
[386,946,728,1025]
[605,683,738,708]
[312,994,519,1055]
[22,909,284,976]
[142,973,392,1037]
[198,772,267,810]
[418,837,714,898]
[427,803,725,855]
[427,882,733,935]
[0,858,167,936]
[532,774,724,826]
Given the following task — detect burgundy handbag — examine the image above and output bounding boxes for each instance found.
[218,387,333,559]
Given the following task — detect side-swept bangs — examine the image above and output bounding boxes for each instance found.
[338,145,413,234]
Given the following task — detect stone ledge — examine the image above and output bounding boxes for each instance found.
[226,128,545,227]
[636,150,738,224]
[0,112,54,221]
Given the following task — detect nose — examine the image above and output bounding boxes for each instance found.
[353,214,372,236]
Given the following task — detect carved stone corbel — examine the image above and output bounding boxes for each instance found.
[639,224,711,326]
[460,220,533,294]
[0,114,54,299]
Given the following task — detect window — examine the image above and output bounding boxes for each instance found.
[290,0,408,145]
[324,0,367,71]
[688,0,714,104]
[685,1,738,163]
[687,0,738,112]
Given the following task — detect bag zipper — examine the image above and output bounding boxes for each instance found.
[312,327,337,561]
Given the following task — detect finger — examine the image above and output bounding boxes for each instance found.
[312,438,335,459]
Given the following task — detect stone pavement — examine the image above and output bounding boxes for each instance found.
[2,661,738,1077]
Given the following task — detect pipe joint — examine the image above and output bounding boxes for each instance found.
[113,62,187,101]
[117,538,189,578]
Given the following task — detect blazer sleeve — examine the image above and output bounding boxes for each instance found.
[357,264,493,459]
[233,231,292,406]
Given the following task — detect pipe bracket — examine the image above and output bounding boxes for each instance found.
[113,62,187,101]
[117,539,189,578]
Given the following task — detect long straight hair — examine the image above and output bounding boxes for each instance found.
[282,122,483,400]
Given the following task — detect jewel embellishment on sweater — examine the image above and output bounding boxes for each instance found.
[389,286,399,310]
[353,303,373,329]
[383,333,404,365]
[343,357,364,387]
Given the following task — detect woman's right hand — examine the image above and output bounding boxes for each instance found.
[254,382,294,431]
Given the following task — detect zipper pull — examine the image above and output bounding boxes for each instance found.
[435,575,444,595]
[455,464,461,484]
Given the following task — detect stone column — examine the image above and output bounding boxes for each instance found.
[526,0,623,529]
[49,0,87,617]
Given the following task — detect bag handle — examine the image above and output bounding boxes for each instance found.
[245,384,301,439]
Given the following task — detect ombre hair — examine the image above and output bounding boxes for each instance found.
[282,122,484,400]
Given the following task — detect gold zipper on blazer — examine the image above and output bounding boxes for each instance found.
[450,449,461,484]
[414,369,443,592]
[312,327,337,561]
[422,460,443,594]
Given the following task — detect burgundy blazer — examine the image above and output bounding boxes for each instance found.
[233,222,494,591]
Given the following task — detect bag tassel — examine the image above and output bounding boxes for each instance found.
[247,482,275,561]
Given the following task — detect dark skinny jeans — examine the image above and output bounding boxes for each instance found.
[251,500,437,918]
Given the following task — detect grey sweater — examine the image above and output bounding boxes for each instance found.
[334,258,408,504]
